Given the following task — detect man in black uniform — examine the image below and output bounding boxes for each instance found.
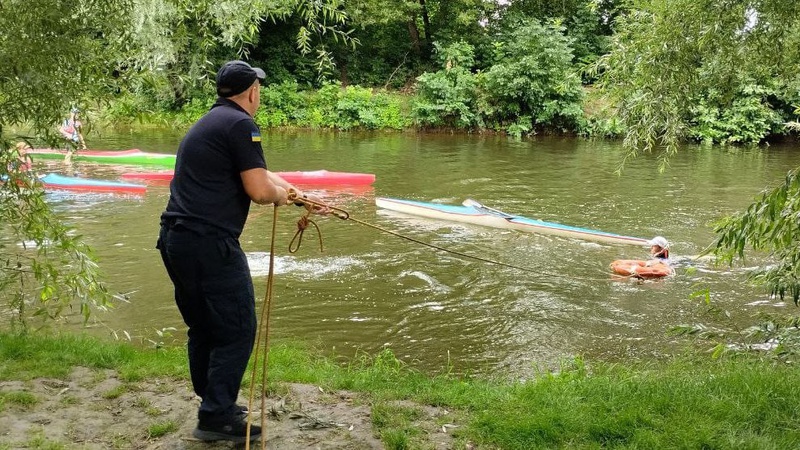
[157,60,320,443]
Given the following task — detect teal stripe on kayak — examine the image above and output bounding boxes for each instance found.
[40,173,145,189]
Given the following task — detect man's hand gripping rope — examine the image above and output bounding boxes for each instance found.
[287,190,331,253]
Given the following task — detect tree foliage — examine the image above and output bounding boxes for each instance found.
[0,0,131,134]
[596,0,800,168]
[0,0,132,327]
[125,0,357,108]
[688,83,786,145]
[413,42,482,128]
[495,0,621,66]
[482,20,584,134]
[712,169,800,304]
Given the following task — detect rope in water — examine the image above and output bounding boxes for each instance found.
[245,195,650,447]
[290,196,617,282]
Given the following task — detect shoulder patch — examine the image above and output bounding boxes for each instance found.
[251,132,262,142]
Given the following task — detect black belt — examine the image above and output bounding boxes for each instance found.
[161,217,230,238]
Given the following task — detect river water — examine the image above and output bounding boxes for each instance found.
[28,129,800,376]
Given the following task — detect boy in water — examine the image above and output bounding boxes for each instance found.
[647,236,670,261]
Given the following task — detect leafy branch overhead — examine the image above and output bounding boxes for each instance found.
[126,0,358,100]
[289,0,359,76]
[712,169,800,303]
[596,0,800,169]
[0,0,130,327]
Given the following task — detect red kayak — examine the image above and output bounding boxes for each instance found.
[32,148,147,157]
[277,170,375,185]
[121,169,376,185]
[120,171,174,182]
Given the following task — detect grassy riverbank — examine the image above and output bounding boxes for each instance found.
[1,332,799,449]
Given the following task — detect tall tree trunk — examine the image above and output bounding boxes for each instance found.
[419,0,431,57]
[339,61,350,87]
[407,18,421,56]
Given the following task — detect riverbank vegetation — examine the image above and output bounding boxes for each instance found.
[100,0,799,150]
[2,331,800,449]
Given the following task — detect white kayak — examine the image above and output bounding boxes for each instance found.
[375,197,649,246]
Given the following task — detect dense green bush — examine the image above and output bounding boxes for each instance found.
[580,116,626,138]
[689,84,786,145]
[411,26,588,136]
[257,80,307,128]
[337,87,410,130]
[256,82,411,130]
[412,42,483,129]
[481,20,585,135]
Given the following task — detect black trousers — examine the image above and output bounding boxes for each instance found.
[157,224,256,419]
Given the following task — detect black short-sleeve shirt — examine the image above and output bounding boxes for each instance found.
[161,98,267,238]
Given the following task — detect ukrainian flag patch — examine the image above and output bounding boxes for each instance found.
[251,132,262,142]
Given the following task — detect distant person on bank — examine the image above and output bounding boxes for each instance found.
[157,60,326,443]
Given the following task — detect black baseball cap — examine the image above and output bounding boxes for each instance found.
[216,60,266,97]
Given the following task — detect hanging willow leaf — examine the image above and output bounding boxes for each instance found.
[711,169,800,304]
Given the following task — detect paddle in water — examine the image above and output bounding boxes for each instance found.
[462,198,515,220]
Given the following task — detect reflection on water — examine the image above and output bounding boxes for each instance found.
[13,130,800,376]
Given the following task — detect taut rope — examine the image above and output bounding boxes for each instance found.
[245,196,632,447]
[291,197,625,283]
[292,196,550,275]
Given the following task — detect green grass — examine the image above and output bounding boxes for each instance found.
[147,420,178,438]
[0,390,38,408]
[24,432,65,450]
[3,331,800,449]
[101,384,127,399]
[0,332,187,382]
[372,402,426,449]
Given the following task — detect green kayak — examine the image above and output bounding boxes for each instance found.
[29,148,176,168]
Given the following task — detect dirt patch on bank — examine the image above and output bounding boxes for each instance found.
[0,367,460,449]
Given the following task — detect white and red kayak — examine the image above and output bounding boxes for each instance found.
[121,169,376,186]
[376,197,649,246]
